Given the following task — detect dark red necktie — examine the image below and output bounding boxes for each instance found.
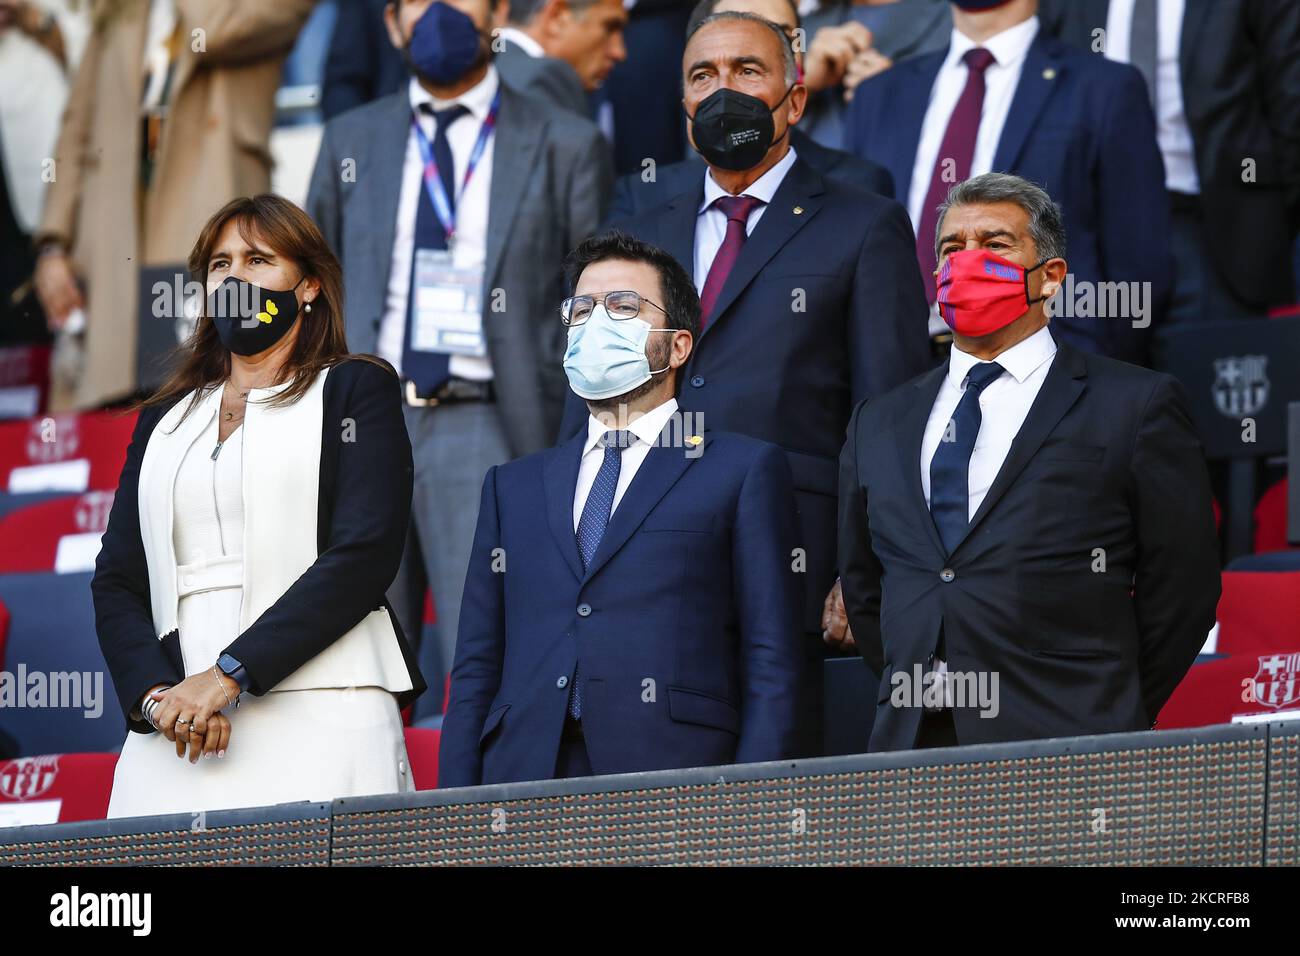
[916,47,997,304]
[699,194,764,328]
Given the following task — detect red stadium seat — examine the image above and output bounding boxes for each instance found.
[403,727,440,791]
[1254,479,1293,554]
[0,752,118,824]
[1215,571,1300,656]
[0,409,136,497]
[0,598,8,672]
[0,490,115,575]
[1159,652,1300,729]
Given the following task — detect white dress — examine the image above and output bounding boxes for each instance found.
[107,413,413,819]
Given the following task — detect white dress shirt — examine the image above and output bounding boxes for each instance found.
[693,146,798,294]
[920,325,1058,520]
[377,70,498,382]
[906,16,1041,232]
[1102,0,1199,194]
[573,397,680,532]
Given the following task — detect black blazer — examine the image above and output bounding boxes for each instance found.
[563,155,932,635]
[838,338,1221,752]
[1040,0,1300,310]
[92,358,425,734]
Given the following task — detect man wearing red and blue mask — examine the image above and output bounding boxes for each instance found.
[836,171,1220,752]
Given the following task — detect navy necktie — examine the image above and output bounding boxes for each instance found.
[929,361,1004,555]
[569,429,633,719]
[402,103,468,398]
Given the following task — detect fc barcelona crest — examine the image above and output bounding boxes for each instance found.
[1212,355,1269,418]
[0,755,60,801]
[1253,653,1300,710]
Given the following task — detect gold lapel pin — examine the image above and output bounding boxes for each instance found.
[686,435,703,447]
[793,205,804,215]
[1042,68,1057,80]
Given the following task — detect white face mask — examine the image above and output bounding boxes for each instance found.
[562,304,672,401]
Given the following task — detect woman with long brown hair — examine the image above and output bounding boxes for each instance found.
[92,194,424,818]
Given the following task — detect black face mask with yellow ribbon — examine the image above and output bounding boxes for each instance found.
[206,275,304,356]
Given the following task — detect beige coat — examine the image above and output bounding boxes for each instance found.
[39,0,316,410]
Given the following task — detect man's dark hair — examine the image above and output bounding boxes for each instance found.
[686,0,801,38]
[564,230,702,346]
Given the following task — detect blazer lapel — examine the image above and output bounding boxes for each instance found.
[950,339,1088,554]
[362,93,415,311]
[580,427,707,584]
[993,34,1065,172]
[544,432,587,582]
[898,365,949,561]
[658,182,703,290]
[484,87,545,292]
[892,53,945,205]
[1179,0,1213,74]
[703,158,824,337]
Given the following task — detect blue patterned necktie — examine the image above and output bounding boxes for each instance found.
[929,361,1004,555]
[569,429,633,719]
[401,103,468,398]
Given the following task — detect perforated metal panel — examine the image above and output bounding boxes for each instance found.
[331,726,1266,866]
[0,804,330,866]
[1266,723,1300,866]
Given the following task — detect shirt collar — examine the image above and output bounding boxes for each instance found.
[947,324,1056,390]
[499,26,546,58]
[407,65,500,125]
[584,397,680,454]
[946,14,1040,72]
[700,146,799,214]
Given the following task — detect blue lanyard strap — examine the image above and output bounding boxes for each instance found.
[410,89,501,242]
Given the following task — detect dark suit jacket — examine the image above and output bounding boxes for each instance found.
[1040,0,1300,311]
[494,38,590,116]
[321,0,406,121]
[438,424,803,787]
[846,30,1172,364]
[92,359,426,734]
[838,337,1221,752]
[606,127,896,224]
[559,155,931,635]
[307,80,613,458]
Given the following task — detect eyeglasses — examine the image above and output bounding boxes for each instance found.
[559,290,669,326]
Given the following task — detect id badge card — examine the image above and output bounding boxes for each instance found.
[411,247,486,356]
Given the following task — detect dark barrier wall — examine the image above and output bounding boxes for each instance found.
[2,722,1297,866]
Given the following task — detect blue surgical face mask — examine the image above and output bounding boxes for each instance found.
[406,1,484,87]
[563,304,674,401]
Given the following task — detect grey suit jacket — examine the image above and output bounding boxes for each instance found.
[306,75,613,457]
[495,39,589,117]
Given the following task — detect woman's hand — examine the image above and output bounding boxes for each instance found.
[149,670,240,763]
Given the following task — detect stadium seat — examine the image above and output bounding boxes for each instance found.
[1214,570,1300,656]
[1254,479,1294,554]
[403,727,440,791]
[1159,652,1300,729]
[0,752,118,825]
[0,571,123,756]
[0,490,113,575]
[0,409,136,495]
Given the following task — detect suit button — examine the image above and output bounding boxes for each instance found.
[940,568,956,582]
[690,375,705,388]
[398,760,407,774]
[557,675,569,689]
[577,603,591,617]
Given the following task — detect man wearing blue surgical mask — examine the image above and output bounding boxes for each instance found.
[307,0,613,721]
[439,230,803,786]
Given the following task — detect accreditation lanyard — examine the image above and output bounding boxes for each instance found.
[410,90,501,244]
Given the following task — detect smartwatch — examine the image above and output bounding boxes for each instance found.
[216,653,252,693]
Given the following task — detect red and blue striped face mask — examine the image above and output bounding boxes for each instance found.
[936,249,1047,337]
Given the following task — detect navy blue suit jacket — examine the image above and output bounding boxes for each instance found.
[559,155,931,636]
[606,128,896,224]
[845,31,1172,364]
[438,423,804,787]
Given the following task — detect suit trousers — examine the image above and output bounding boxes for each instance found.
[389,400,512,721]
[1167,192,1265,323]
